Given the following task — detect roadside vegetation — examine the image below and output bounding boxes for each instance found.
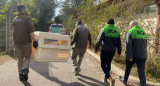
[0,47,5,57]
[57,0,160,83]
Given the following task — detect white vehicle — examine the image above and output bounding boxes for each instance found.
[49,24,66,35]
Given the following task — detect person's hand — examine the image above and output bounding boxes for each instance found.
[72,47,75,50]
[129,58,133,62]
[33,41,38,49]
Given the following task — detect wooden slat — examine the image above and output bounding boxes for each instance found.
[0,38,5,46]
[0,31,5,46]
[0,26,5,32]
[0,44,5,46]
[0,37,5,39]
[0,32,5,37]
[0,41,5,43]
[0,40,5,43]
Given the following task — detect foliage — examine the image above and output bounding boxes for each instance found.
[57,0,83,34]
[0,0,8,26]
[0,0,56,31]
[61,0,82,16]
[146,57,160,82]
[78,0,160,82]
[60,0,160,82]
[22,0,56,31]
[54,15,62,24]
[62,15,75,34]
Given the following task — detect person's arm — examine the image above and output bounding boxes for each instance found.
[27,17,36,41]
[88,31,92,48]
[95,30,104,53]
[71,28,78,46]
[27,17,34,34]
[27,17,38,48]
[30,32,36,42]
[126,32,133,61]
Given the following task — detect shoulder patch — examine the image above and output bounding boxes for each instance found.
[15,18,22,22]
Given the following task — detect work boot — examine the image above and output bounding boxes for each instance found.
[19,71,23,81]
[109,77,115,86]
[102,78,108,82]
[103,78,110,86]
[22,69,29,81]
[75,68,81,76]
[22,72,28,81]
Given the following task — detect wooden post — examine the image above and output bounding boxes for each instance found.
[6,11,9,53]
[8,11,11,52]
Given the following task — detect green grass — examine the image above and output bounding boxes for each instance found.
[0,52,7,58]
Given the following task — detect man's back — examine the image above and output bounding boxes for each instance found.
[75,25,90,48]
[126,25,147,60]
[71,21,92,75]
[95,24,121,55]
[12,13,34,45]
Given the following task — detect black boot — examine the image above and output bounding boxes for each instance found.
[19,69,29,81]
[19,72,24,81]
[75,68,81,76]
[22,72,28,81]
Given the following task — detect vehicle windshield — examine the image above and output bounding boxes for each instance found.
[51,25,63,28]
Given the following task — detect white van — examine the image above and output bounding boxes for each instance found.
[49,24,66,35]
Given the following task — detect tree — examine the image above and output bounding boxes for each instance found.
[58,0,83,34]
[22,0,56,31]
[54,16,62,24]
[0,0,6,6]
[61,0,83,16]
[0,0,8,26]
[0,0,56,30]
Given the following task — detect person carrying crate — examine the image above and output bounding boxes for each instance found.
[12,5,38,81]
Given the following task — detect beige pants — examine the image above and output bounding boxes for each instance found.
[15,45,31,73]
[71,48,86,69]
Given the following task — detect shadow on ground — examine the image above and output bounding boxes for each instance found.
[78,74,107,86]
[30,60,85,86]
[21,81,32,86]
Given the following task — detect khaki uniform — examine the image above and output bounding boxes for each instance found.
[12,13,34,73]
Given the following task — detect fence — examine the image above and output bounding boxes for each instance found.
[0,11,14,53]
[5,11,14,53]
[0,26,6,47]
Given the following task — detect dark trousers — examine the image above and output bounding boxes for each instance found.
[100,50,115,78]
[124,59,146,86]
